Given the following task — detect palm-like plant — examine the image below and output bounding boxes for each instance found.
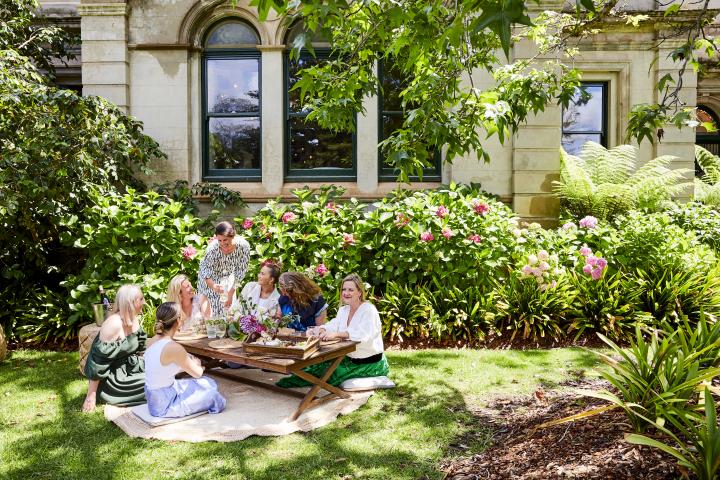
[555,142,692,220]
[694,145,720,207]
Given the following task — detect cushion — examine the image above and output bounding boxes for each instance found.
[340,376,396,392]
[130,404,207,427]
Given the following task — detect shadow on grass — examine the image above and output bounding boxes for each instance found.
[1,351,480,480]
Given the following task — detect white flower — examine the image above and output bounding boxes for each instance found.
[538,250,549,261]
[550,254,559,263]
[539,261,550,271]
[528,254,538,265]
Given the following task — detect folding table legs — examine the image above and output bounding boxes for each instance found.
[289,355,350,421]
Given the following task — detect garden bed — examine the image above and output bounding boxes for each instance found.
[441,379,681,479]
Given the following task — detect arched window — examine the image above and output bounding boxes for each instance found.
[202,19,261,181]
[284,23,355,181]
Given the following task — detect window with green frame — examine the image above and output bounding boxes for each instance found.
[378,60,441,182]
[202,19,261,181]
[284,25,355,181]
[561,82,608,155]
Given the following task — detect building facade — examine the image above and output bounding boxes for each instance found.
[40,0,712,222]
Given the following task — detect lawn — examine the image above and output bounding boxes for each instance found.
[0,348,601,480]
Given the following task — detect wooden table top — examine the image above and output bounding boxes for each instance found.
[177,337,357,374]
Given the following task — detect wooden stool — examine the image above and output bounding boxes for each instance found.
[78,323,101,375]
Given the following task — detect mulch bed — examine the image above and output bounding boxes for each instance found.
[440,379,683,480]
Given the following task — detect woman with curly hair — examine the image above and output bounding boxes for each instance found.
[277,271,327,331]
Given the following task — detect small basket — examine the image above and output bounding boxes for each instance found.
[78,323,101,375]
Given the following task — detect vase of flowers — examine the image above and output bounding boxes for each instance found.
[226,297,291,342]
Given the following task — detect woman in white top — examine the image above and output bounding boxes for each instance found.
[277,273,389,388]
[166,274,211,334]
[232,259,281,317]
[144,302,225,418]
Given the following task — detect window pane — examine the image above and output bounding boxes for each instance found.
[208,117,260,169]
[289,117,352,170]
[207,59,259,113]
[288,56,322,113]
[205,21,259,48]
[561,133,601,155]
[382,64,405,111]
[562,85,604,132]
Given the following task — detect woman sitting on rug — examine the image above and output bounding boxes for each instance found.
[144,302,226,418]
[166,274,211,334]
[82,284,147,412]
[277,271,327,331]
[232,259,282,317]
[277,273,389,388]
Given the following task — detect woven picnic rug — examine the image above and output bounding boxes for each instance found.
[104,369,373,442]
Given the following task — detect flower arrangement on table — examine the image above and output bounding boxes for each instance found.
[226,297,297,343]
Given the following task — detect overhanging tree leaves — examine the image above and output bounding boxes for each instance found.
[252,0,719,180]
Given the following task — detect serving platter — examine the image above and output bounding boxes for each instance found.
[243,334,320,359]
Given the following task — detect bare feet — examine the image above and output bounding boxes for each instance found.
[82,393,96,412]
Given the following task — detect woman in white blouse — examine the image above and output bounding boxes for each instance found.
[276,273,389,388]
[232,259,281,317]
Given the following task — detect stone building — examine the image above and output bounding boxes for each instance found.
[40,0,714,222]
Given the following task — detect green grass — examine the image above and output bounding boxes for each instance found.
[0,348,601,480]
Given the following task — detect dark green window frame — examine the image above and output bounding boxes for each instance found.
[284,49,357,181]
[378,60,441,182]
[202,48,262,182]
[561,81,608,155]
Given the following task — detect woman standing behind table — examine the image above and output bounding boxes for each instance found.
[82,284,147,412]
[144,302,225,418]
[166,274,211,334]
[197,221,250,318]
[232,259,282,317]
[277,271,327,332]
[277,273,389,388]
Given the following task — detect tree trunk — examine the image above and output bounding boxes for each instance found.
[0,324,7,363]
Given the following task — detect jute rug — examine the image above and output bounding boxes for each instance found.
[105,369,374,442]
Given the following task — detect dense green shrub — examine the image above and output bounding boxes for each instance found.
[377,282,435,342]
[666,202,720,253]
[60,190,206,330]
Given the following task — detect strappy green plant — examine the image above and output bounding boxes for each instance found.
[555,142,692,220]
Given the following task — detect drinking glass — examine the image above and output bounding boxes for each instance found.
[215,322,227,338]
[206,323,217,339]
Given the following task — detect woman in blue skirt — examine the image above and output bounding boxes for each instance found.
[144,302,226,418]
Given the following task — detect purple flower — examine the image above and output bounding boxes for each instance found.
[181,245,197,260]
[239,314,262,334]
[586,255,598,267]
[420,231,435,242]
[242,218,254,230]
[442,228,453,239]
[281,212,297,224]
[315,264,329,277]
[583,264,593,275]
[579,245,592,257]
[597,258,608,269]
[591,268,603,281]
[579,216,598,229]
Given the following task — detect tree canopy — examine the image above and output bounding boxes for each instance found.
[252,0,720,180]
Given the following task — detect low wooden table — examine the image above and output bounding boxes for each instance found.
[177,337,357,421]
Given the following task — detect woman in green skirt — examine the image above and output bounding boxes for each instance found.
[277,273,389,388]
[82,285,147,412]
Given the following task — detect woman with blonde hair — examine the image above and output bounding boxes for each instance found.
[166,274,211,333]
[144,302,225,418]
[277,271,327,331]
[82,284,147,412]
[277,273,389,388]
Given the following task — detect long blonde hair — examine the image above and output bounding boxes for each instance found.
[340,273,366,303]
[111,284,143,327]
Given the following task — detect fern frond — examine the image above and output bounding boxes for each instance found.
[695,177,720,208]
[578,142,634,185]
[695,145,720,184]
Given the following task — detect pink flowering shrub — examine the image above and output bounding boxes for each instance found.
[281,212,297,224]
[315,263,329,277]
[435,206,449,218]
[242,218,253,230]
[579,216,598,229]
[181,245,197,261]
[420,231,434,242]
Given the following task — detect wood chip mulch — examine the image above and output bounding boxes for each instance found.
[440,379,684,480]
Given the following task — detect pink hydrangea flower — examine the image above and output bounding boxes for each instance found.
[562,222,576,230]
[435,206,449,218]
[326,202,339,214]
[579,245,592,257]
[521,265,533,276]
[538,250,549,261]
[242,218,254,230]
[579,216,598,229]
[539,261,550,271]
[472,200,491,215]
[281,212,297,224]
[586,255,598,267]
[442,228,453,239]
[596,258,608,269]
[315,264,328,277]
[531,267,543,277]
[468,234,482,244]
[420,231,434,242]
[591,268,603,280]
[342,233,355,245]
[583,264,593,274]
[181,245,197,260]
